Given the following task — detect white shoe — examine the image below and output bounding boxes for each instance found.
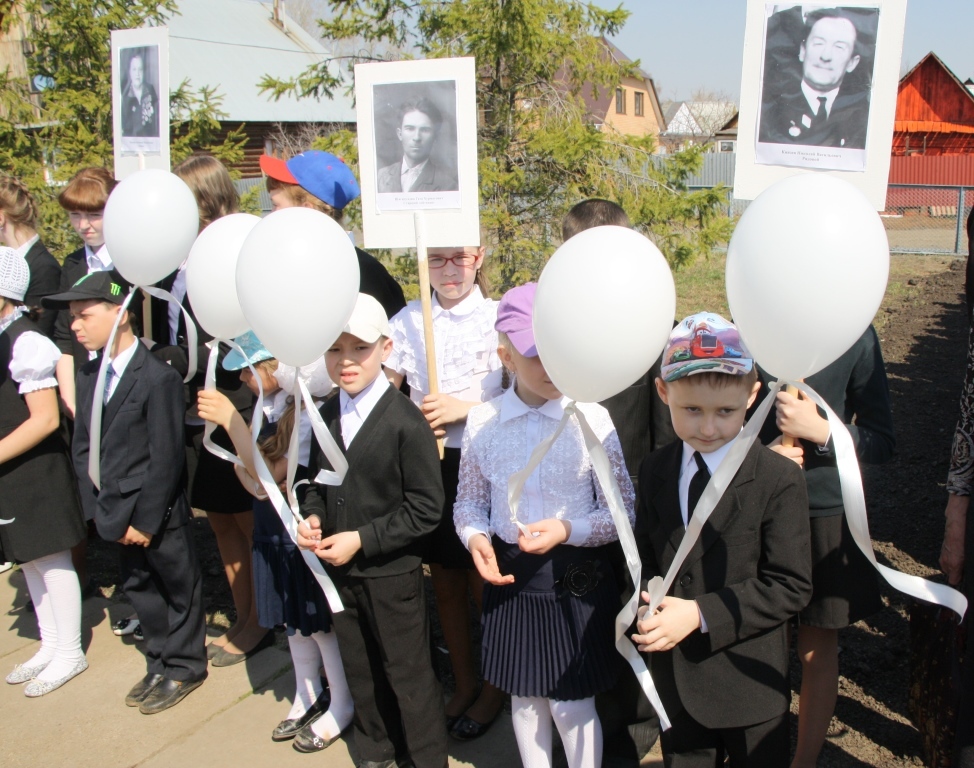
[0,562,12,574]
[23,657,88,697]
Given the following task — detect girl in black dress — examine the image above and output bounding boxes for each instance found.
[0,247,87,696]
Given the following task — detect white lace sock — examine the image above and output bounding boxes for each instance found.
[286,632,324,720]
[22,551,84,682]
[550,697,602,768]
[310,629,354,740]
[511,695,554,768]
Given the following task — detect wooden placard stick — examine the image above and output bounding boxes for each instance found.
[414,213,444,459]
[781,383,800,448]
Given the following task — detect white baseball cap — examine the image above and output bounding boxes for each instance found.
[342,293,391,343]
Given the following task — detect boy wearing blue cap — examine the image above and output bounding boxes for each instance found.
[259,150,406,321]
[632,312,812,767]
[44,273,207,714]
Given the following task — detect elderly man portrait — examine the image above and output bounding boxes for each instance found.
[376,97,459,193]
[759,7,870,149]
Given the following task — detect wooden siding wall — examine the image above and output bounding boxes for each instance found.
[888,155,974,185]
[897,57,974,124]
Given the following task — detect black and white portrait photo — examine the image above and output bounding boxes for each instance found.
[372,80,460,211]
[756,5,879,171]
[118,45,161,155]
[111,27,170,175]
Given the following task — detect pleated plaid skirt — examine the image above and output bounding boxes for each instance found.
[481,538,620,700]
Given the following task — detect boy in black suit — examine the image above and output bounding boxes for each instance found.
[632,312,812,767]
[44,272,207,714]
[296,293,447,768]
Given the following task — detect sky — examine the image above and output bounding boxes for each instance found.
[595,0,974,103]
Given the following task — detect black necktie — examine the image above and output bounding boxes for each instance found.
[687,451,710,522]
[811,96,829,130]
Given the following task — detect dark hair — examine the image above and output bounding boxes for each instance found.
[58,167,116,212]
[561,199,631,241]
[802,8,859,50]
[397,97,443,129]
[173,154,238,231]
[667,368,759,390]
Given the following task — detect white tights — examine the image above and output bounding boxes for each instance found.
[511,695,602,768]
[286,630,354,740]
[19,550,84,682]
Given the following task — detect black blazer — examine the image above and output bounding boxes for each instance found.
[54,247,143,369]
[72,341,190,542]
[22,239,61,338]
[634,440,812,729]
[302,385,444,579]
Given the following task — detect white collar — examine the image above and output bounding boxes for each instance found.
[432,286,486,319]
[14,234,39,260]
[107,337,139,377]
[0,305,27,334]
[263,389,290,422]
[339,372,390,418]
[681,431,741,477]
[401,157,429,175]
[85,243,113,271]
[801,80,841,115]
[498,385,570,424]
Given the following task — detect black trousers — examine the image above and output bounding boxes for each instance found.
[660,708,789,768]
[332,568,447,768]
[118,522,207,681]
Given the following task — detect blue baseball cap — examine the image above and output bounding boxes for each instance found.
[259,150,360,210]
[223,330,274,371]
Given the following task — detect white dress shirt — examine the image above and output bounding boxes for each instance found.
[454,387,635,549]
[801,80,840,118]
[0,306,60,394]
[400,158,428,193]
[103,338,139,402]
[168,266,188,345]
[339,373,390,448]
[85,244,113,273]
[677,435,739,528]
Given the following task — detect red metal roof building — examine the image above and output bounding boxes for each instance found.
[893,52,974,157]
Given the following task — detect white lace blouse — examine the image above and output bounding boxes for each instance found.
[454,387,635,549]
[1,307,60,394]
[386,287,503,447]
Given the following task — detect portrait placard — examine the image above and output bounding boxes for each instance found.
[356,58,480,248]
[111,27,170,178]
[734,1,907,209]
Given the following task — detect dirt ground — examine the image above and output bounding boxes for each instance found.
[77,254,968,767]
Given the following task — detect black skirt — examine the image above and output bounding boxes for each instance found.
[800,513,883,628]
[251,467,332,636]
[481,539,620,700]
[424,447,473,570]
[187,424,255,514]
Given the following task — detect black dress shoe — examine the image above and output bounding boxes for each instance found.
[355,760,397,768]
[125,673,164,707]
[291,719,345,753]
[449,711,499,741]
[211,631,275,668]
[271,690,331,741]
[139,673,207,714]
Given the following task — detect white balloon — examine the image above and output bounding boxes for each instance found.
[236,207,359,367]
[725,174,889,381]
[185,213,260,340]
[534,226,676,403]
[103,169,200,286]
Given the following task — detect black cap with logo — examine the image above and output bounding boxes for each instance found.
[42,272,129,309]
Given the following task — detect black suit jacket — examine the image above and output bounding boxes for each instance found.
[72,341,190,542]
[634,440,812,729]
[302,385,444,579]
[22,239,61,338]
[54,247,144,370]
[759,86,869,149]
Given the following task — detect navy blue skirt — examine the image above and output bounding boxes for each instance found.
[252,486,332,636]
[481,538,620,700]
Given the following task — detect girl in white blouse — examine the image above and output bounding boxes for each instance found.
[453,283,635,768]
[0,248,88,696]
[384,245,506,739]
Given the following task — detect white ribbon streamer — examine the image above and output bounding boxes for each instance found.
[788,380,968,620]
[88,287,137,489]
[141,285,198,383]
[0,518,14,525]
[200,341,246,468]
[246,374,344,615]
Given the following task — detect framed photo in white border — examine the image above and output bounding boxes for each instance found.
[734,1,906,210]
[356,58,480,248]
[111,27,170,178]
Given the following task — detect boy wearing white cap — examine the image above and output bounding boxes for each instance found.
[297,293,447,768]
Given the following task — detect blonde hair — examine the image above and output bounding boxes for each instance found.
[58,167,116,212]
[0,175,39,231]
[249,359,295,462]
[265,176,343,223]
[173,154,239,230]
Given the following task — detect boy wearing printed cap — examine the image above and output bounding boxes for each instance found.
[296,294,447,768]
[632,312,812,767]
[259,150,406,321]
[43,273,207,714]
